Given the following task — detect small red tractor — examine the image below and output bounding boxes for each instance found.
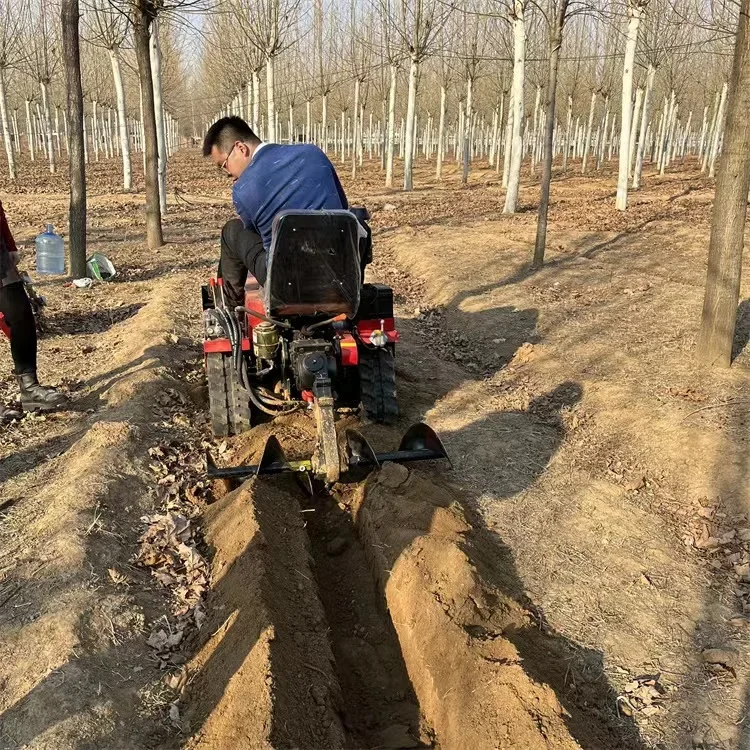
[202,208,448,488]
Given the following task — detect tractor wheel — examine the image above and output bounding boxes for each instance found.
[206,352,251,437]
[359,345,399,423]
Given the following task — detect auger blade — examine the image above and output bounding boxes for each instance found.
[375,422,452,468]
[205,437,313,480]
[341,428,380,482]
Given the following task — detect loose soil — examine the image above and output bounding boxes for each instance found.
[0,152,748,749]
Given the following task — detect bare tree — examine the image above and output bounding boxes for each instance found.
[0,0,26,179]
[532,0,571,266]
[503,0,527,213]
[616,0,648,210]
[86,0,133,188]
[235,0,302,142]
[61,0,86,276]
[132,0,162,248]
[393,0,450,191]
[697,0,750,367]
[27,0,59,173]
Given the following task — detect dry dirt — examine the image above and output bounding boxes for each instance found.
[0,151,749,749]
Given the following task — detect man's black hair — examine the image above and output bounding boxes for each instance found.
[203,116,260,156]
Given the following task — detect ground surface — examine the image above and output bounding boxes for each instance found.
[0,151,749,749]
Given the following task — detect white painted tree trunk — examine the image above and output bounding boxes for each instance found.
[628,87,643,178]
[252,70,261,133]
[698,104,709,160]
[633,64,655,189]
[661,94,677,174]
[251,77,253,122]
[615,0,642,210]
[495,93,505,172]
[462,77,473,184]
[110,46,132,191]
[582,91,596,173]
[150,20,168,214]
[40,81,55,173]
[502,90,514,187]
[503,2,526,214]
[562,94,573,171]
[12,110,20,156]
[680,110,692,158]
[0,70,16,179]
[54,106,61,155]
[403,56,418,192]
[266,55,276,142]
[708,81,728,178]
[340,110,345,162]
[351,78,360,178]
[321,95,327,151]
[385,65,398,186]
[702,91,720,172]
[436,84,447,181]
[306,99,311,142]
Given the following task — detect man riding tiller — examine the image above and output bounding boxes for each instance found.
[202,117,448,486]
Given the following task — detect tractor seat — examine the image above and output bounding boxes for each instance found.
[264,210,365,318]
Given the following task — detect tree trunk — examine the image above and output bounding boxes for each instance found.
[462,76,473,185]
[581,90,596,173]
[61,0,86,278]
[702,91,720,172]
[321,93,328,152]
[533,0,567,268]
[40,81,55,173]
[697,0,750,367]
[628,87,643,177]
[149,20,167,215]
[351,78,360,178]
[403,56,418,192]
[133,3,163,249]
[562,94,572,171]
[55,106,61,155]
[698,104,709,160]
[110,46,132,191]
[385,65,398,186]
[252,69,261,133]
[708,82,728,178]
[266,55,276,141]
[503,1,526,214]
[436,84,447,181]
[633,63,655,189]
[0,69,16,179]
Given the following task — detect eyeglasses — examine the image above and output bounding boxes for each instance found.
[220,143,236,173]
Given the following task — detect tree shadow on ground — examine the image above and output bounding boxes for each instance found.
[45,302,144,336]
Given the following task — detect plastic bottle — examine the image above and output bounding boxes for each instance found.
[35,224,65,275]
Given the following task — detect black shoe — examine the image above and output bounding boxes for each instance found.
[17,373,67,412]
[0,402,22,422]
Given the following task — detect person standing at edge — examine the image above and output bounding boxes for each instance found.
[202,116,349,309]
[0,201,67,421]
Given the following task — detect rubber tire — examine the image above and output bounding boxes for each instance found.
[359,345,399,423]
[206,353,251,437]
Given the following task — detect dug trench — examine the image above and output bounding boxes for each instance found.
[182,411,642,749]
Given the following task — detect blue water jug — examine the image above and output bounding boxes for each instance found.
[35,224,65,275]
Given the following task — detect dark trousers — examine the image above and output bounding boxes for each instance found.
[0,281,36,375]
[219,219,267,310]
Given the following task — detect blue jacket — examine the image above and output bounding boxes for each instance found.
[232,143,349,248]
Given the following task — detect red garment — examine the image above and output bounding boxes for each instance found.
[0,201,18,255]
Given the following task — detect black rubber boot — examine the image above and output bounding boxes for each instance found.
[17,373,67,412]
[0,402,23,422]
